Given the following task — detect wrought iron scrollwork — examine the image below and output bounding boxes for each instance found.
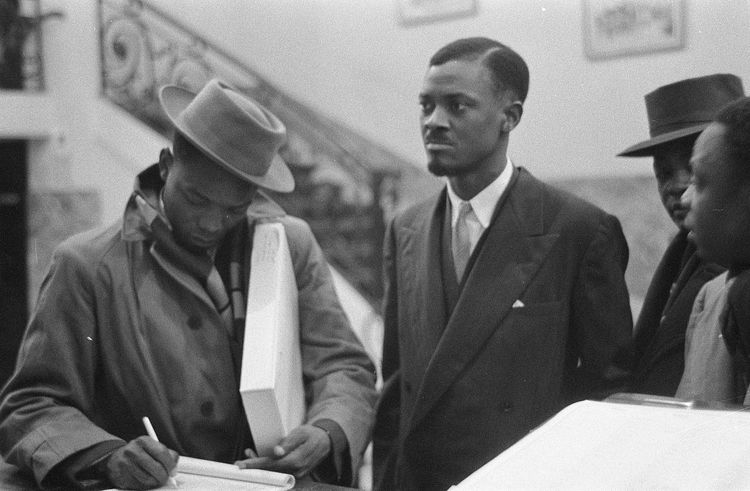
[99,0,404,308]
[0,0,61,90]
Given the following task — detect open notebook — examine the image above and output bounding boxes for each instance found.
[239,222,305,456]
[106,456,294,490]
[452,398,750,490]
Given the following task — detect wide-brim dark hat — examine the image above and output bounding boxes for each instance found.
[159,79,295,193]
[619,73,744,157]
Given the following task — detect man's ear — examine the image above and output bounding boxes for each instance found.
[158,148,173,181]
[502,101,523,133]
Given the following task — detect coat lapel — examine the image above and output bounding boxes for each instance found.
[401,192,450,387]
[409,169,560,430]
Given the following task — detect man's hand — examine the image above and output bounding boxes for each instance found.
[235,425,331,478]
[104,436,179,490]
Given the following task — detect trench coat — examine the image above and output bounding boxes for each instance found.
[0,181,377,488]
[373,167,633,491]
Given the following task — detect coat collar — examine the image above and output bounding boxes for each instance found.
[405,167,561,430]
[120,163,287,311]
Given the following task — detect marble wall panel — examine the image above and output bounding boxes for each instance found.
[27,189,100,309]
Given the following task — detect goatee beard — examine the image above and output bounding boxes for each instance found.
[427,159,457,177]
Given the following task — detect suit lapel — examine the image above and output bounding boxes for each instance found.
[633,232,688,354]
[409,169,560,430]
[401,192,450,387]
[662,243,702,313]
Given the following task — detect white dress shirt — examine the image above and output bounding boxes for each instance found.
[447,159,514,256]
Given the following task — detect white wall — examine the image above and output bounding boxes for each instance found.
[24,0,750,225]
[28,0,167,225]
[149,0,750,182]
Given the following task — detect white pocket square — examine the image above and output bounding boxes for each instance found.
[512,299,525,308]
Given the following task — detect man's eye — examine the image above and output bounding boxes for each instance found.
[450,102,467,112]
[419,101,434,114]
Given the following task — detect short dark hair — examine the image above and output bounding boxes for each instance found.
[715,96,750,182]
[429,37,529,102]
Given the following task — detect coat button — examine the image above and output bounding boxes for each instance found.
[404,381,412,393]
[187,316,202,330]
[502,402,514,413]
[200,400,214,417]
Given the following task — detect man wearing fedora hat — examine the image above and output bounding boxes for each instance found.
[0,79,377,489]
[618,73,744,396]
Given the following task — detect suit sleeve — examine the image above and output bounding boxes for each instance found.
[568,213,634,401]
[283,218,378,483]
[372,217,401,489]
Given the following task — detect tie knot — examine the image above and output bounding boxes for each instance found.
[458,201,473,218]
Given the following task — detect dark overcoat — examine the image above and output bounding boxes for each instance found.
[630,231,724,395]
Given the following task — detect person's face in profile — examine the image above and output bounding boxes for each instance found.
[652,137,695,230]
[418,58,511,178]
[160,147,256,253]
[683,122,748,267]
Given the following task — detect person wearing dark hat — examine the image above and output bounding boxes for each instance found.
[618,73,744,396]
[0,79,377,490]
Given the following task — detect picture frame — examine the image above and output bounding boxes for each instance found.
[582,0,685,60]
[396,0,477,26]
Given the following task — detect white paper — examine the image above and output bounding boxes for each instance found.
[106,456,295,490]
[453,400,750,490]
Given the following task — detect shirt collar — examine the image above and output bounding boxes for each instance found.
[447,158,514,229]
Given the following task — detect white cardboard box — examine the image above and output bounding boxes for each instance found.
[239,223,305,456]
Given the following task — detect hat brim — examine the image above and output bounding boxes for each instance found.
[159,85,295,193]
[618,123,709,157]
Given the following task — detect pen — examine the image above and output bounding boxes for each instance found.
[142,416,179,489]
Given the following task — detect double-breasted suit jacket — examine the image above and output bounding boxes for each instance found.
[373,167,633,491]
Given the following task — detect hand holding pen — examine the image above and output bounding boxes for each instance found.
[96,417,179,490]
[143,417,180,489]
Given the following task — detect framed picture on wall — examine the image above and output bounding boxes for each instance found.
[583,0,685,60]
[396,0,477,26]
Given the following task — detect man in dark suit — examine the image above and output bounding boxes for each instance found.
[372,37,633,491]
[618,74,743,396]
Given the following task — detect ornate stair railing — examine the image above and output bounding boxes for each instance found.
[0,0,58,91]
[99,0,409,308]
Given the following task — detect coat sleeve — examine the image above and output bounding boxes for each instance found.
[0,240,124,487]
[372,216,401,490]
[568,212,634,401]
[282,217,378,479]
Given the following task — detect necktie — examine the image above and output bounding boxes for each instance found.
[205,268,234,335]
[453,201,475,280]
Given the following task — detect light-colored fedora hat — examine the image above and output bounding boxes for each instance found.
[159,78,295,192]
[619,73,745,157]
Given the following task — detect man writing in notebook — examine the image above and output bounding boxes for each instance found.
[372,37,633,491]
[0,79,377,490]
